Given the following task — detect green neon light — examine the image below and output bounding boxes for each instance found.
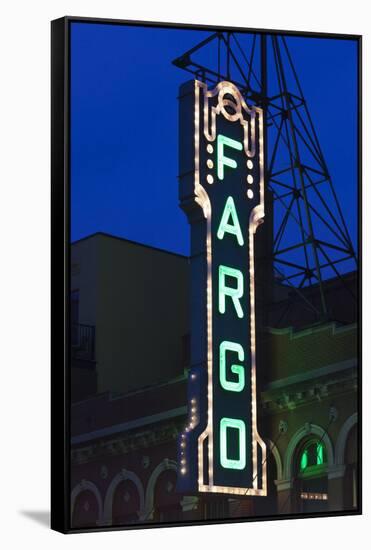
[220,417,246,470]
[217,134,243,180]
[300,449,308,471]
[300,442,325,471]
[317,442,324,465]
[219,341,245,392]
[217,196,244,246]
[219,265,244,318]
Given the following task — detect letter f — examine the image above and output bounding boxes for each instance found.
[217,134,243,180]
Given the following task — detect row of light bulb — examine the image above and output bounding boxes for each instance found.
[180,390,198,476]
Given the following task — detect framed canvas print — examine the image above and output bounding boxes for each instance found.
[51,16,362,533]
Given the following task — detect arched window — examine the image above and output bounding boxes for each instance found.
[343,425,358,510]
[72,489,100,528]
[112,479,140,525]
[295,439,328,512]
[299,440,326,472]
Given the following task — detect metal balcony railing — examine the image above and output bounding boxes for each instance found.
[71,323,96,363]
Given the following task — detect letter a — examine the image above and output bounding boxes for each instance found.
[217,196,244,246]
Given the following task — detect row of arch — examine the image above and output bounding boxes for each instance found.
[71,413,357,526]
[71,458,177,526]
[268,412,357,482]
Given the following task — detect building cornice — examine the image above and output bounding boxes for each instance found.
[72,419,185,464]
[72,406,187,446]
[264,358,356,392]
[261,359,357,413]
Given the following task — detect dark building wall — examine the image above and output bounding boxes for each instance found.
[71,233,189,396]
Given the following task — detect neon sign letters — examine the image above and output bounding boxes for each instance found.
[178,80,267,496]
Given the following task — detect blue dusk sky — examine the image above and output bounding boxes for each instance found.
[70,22,358,257]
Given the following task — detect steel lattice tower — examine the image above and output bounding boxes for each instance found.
[173,31,357,327]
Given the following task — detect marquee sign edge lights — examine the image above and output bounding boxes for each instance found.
[192,79,267,496]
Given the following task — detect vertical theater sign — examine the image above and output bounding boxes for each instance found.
[178,80,267,496]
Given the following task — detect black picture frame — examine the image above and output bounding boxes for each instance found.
[51,16,362,533]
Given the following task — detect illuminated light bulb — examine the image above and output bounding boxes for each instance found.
[181,442,185,448]
[181,467,186,475]
[206,174,214,184]
[247,160,253,169]
[191,407,196,413]
[247,189,254,199]
[247,175,253,184]
[207,159,214,169]
[207,144,213,154]
[191,373,196,380]
[191,399,196,405]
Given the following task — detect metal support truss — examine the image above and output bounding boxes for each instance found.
[173,31,357,327]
